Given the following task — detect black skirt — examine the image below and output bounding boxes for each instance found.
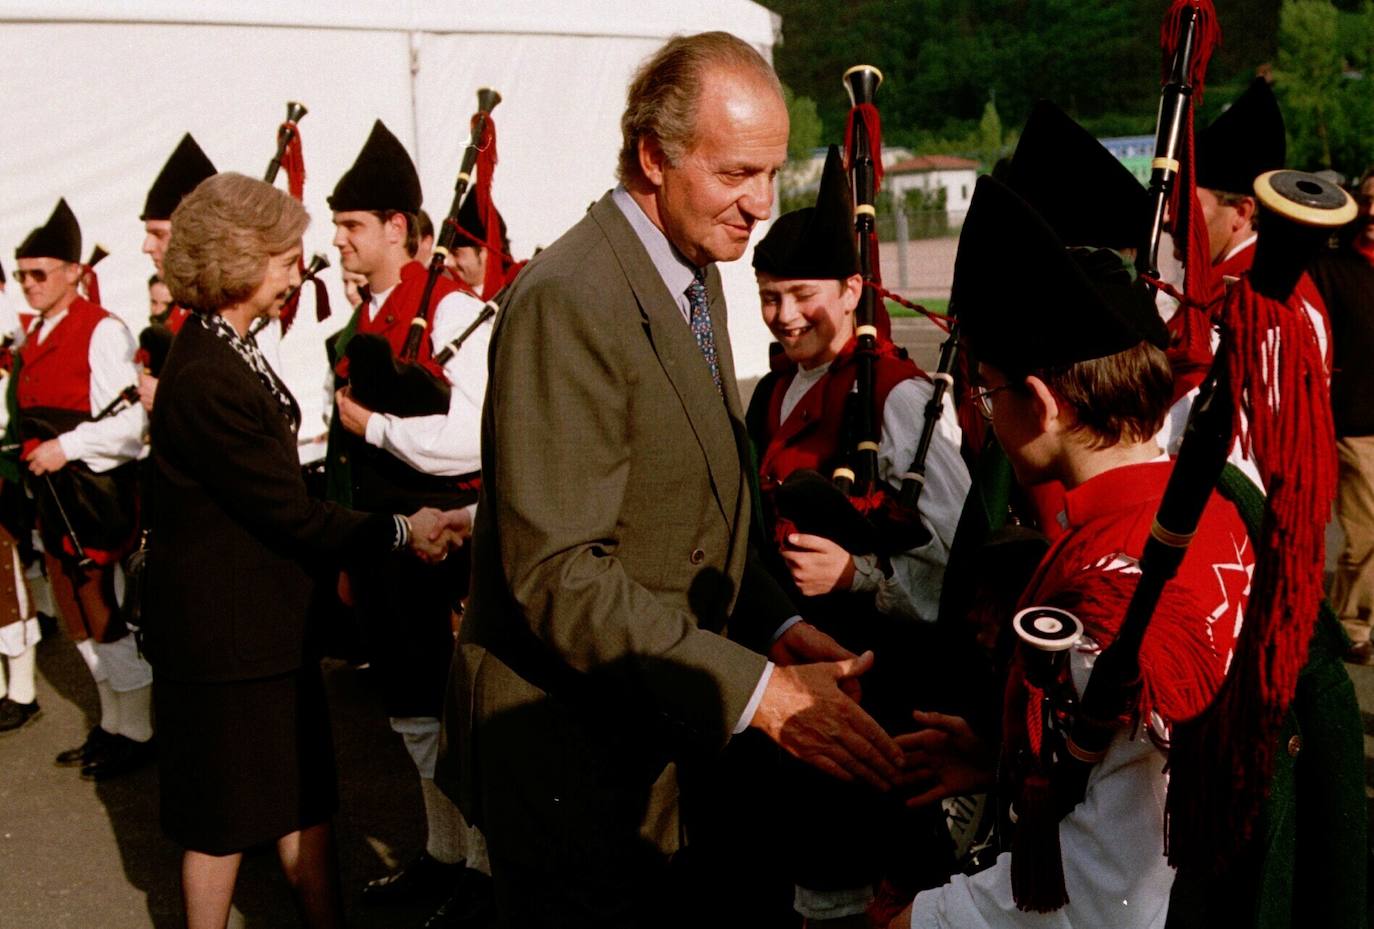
[155,664,337,855]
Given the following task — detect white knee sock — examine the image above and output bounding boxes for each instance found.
[95,679,120,736]
[420,776,468,866]
[117,683,153,742]
[6,645,36,705]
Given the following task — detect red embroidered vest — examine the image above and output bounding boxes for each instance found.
[335,260,458,381]
[17,297,110,414]
[754,336,924,545]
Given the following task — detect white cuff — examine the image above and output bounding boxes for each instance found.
[733,661,774,734]
[364,411,388,448]
[770,614,804,644]
[849,553,882,593]
[56,430,84,464]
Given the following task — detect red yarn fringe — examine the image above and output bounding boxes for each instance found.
[844,103,885,295]
[278,121,306,202]
[1160,0,1222,105]
[81,267,101,307]
[1167,281,1335,873]
[470,112,511,301]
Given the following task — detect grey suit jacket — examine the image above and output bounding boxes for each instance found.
[436,191,793,865]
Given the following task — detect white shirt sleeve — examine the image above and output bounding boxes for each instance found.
[58,316,145,472]
[849,377,970,623]
[909,647,1176,929]
[360,289,490,476]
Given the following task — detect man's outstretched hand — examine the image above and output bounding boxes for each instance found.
[750,650,903,791]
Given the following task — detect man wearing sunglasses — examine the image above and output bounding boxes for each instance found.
[11,199,152,778]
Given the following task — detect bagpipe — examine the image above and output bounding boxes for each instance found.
[264,101,329,332]
[1007,170,1355,911]
[18,385,143,569]
[344,87,502,419]
[772,65,959,560]
[81,244,108,306]
[1135,1,1218,284]
[248,252,330,341]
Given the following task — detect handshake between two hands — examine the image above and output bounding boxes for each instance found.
[754,621,994,805]
[404,506,472,564]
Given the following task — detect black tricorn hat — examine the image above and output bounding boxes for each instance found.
[16,198,82,263]
[753,145,858,279]
[953,176,1167,375]
[328,120,422,214]
[1008,100,1147,251]
[142,134,217,221]
[455,193,507,249]
[1196,78,1286,195]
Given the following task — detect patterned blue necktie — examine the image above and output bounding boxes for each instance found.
[685,269,723,395]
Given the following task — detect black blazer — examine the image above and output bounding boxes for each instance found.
[143,317,393,684]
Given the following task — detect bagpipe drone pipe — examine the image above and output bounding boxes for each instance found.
[264,101,329,331]
[343,88,501,419]
[772,65,961,561]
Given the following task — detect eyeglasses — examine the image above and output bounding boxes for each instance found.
[970,385,1014,420]
[13,267,63,284]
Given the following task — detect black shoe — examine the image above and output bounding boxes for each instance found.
[55,725,117,767]
[0,697,41,733]
[80,735,156,781]
[423,870,496,929]
[361,852,465,906]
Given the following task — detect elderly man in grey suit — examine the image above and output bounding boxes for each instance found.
[437,31,905,927]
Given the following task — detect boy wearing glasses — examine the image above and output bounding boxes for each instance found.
[889,176,1257,929]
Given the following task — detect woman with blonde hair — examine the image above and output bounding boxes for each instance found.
[144,172,463,929]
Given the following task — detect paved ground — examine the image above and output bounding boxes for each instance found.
[2,629,438,929]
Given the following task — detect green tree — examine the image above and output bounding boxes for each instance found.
[783,85,824,161]
[1276,0,1343,168]
[778,85,826,214]
[978,97,1004,169]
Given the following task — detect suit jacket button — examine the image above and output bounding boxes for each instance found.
[339,454,348,464]
[689,548,705,565]
[1287,734,1302,757]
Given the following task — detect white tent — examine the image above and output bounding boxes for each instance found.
[0,1,784,440]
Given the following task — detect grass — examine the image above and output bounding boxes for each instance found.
[887,297,949,319]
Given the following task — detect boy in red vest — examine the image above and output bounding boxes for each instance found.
[746,146,973,926]
[13,199,153,778]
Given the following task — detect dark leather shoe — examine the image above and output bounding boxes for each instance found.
[80,735,156,781]
[0,697,40,733]
[423,870,496,929]
[361,852,465,905]
[55,725,116,767]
